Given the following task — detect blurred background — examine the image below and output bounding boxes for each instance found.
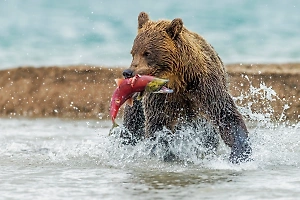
[0,0,299,70]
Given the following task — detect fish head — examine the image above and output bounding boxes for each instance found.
[145,77,169,93]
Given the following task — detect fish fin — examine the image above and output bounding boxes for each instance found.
[115,78,123,86]
[126,97,134,107]
[109,121,119,135]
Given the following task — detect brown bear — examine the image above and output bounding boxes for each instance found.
[121,12,251,163]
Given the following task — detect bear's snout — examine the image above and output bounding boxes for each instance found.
[123,69,134,78]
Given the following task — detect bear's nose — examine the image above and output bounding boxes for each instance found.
[122,69,134,78]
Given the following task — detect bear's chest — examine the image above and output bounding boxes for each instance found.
[143,93,196,118]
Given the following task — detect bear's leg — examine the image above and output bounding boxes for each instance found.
[206,92,252,163]
[145,116,166,139]
[218,115,252,164]
[122,98,145,144]
[228,124,252,163]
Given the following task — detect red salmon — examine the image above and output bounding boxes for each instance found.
[110,75,171,128]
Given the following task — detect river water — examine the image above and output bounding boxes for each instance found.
[0,115,299,199]
[1,0,299,69]
[1,0,299,199]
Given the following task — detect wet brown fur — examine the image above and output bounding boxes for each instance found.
[125,12,249,148]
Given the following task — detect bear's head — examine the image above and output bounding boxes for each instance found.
[123,12,185,92]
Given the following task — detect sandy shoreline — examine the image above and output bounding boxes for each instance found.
[0,63,299,122]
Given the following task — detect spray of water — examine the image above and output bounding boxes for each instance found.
[233,76,300,168]
[3,78,297,171]
[105,76,300,170]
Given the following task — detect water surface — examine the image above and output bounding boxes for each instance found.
[1,118,299,199]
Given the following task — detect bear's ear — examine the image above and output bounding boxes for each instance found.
[166,18,183,40]
[138,12,150,29]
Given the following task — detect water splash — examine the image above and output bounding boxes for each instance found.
[1,78,298,172]
[233,76,299,168]
[106,77,299,170]
[109,121,219,165]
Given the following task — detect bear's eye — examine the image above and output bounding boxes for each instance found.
[143,51,151,57]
